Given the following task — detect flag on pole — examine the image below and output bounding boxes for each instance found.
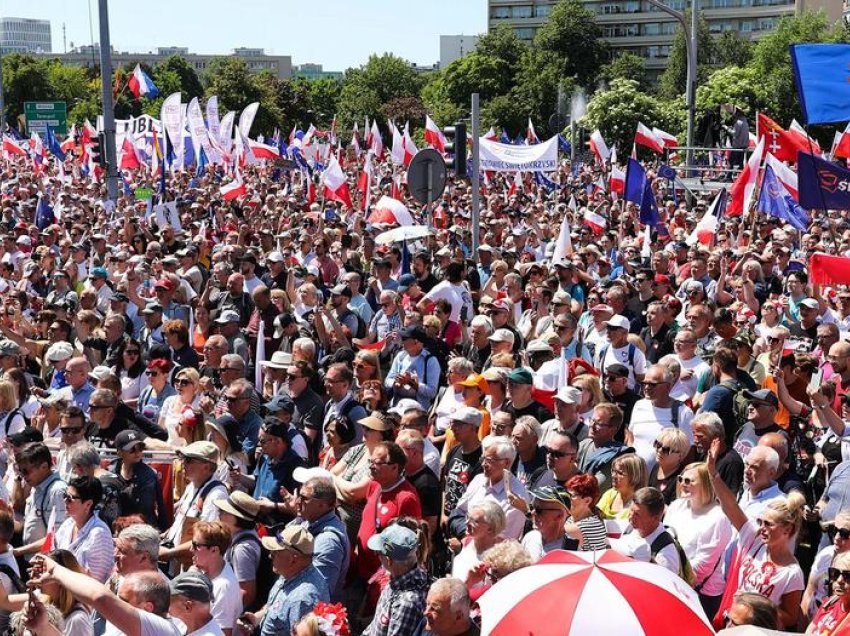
[424,115,447,154]
[128,64,160,99]
[635,122,665,154]
[402,123,418,166]
[2,135,28,157]
[728,137,764,216]
[652,127,679,149]
[367,196,415,225]
[589,130,610,163]
[550,207,574,266]
[40,507,57,553]
[220,171,246,201]
[757,164,810,231]
[119,137,142,170]
[254,320,265,390]
[45,126,66,161]
[526,118,540,145]
[583,207,607,234]
[358,152,373,210]
[765,153,799,200]
[321,155,353,208]
[507,171,523,198]
[687,189,727,246]
[790,44,850,125]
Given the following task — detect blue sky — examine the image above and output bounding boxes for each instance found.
[2,0,488,70]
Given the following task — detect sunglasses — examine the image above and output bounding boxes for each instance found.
[829,567,850,582]
[653,440,678,455]
[677,475,696,486]
[545,448,572,459]
[829,526,850,540]
[125,349,140,356]
[60,426,83,435]
[62,493,82,502]
[176,378,194,387]
[145,371,161,377]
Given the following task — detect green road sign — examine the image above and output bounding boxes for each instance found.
[135,188,153,201]
[24,101,68,136]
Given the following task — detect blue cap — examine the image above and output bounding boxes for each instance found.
[264,394,295,414]
[367,525,418,560]
[90,267,108,279]
[397,273,417,293]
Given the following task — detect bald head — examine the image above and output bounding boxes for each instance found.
[758,432,789,464]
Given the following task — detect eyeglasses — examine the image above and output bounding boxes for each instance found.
[591,418,615,428]
[225,396,247,403]
[353,362,374,370]
[125,349,140,356]
[529,505,563,515]
[176,378,194,387]
[89,404,112,410]
[324,378,346,384]
[220,366,242,372]
[756,518,778,528]
[653,440,678,455]
[145,371,161,377]
[830,526,850,540]
[62,493,82,502]
[829,567,850,583]
[481,456,507,464]
[60,426,83,435]
[642,381,668,388]
[368,460,395,467]
[190,540,213,551]
[677,475,696,486]
[545,448,574,459]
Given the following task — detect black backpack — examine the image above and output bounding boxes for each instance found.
[233,533,276,611]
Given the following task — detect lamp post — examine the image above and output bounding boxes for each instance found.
[646,0,697,169]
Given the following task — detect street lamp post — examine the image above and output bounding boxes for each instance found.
[646,0,697,169]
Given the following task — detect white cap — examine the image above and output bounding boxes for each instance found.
[389,398,421,417]
[604,315,631,330]
[488,328,515,344]
[292,466,334,484]
[555,386,581,405]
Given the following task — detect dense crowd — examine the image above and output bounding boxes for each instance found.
[0,134,849,636]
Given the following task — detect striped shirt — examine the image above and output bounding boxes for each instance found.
[54,512,115,583]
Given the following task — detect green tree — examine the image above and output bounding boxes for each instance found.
[600,53,649,92]
[1,54,53,125]
[442,53,514,106]
[514,48,572,135]
[336,79,382,129]
[420,73,464,126]
[156,55,204,99]
[203,57,271,132]
[713,32,753,67]
[532,0,608,87]
[658,14,716,100]
[381,96,427,128]
[580,78,678,154]
[695,65,766,124]
[258,74,310,132]
[336,54,422,129]
[304,77,343,126]
[482,90,530,138]
[476,24,527,71]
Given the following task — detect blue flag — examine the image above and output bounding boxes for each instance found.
[35,195,55,230]
[45,126,65,161]
[624,158,646,204]
[500,129,512,144]
[514,133,525,146]
[557,134,572,155]
[401,239,411,275]
[791,44,850,125]
[759,164,811,231]
[797,151,850,210]
[640,180,659,227]
[534,171,559,191]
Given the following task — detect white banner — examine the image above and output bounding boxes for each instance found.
[160,92,185,169]
[478,136,558,172]
[219,111,235,155]
[187,97,219,164]
[238,102,259,139]
[98,114,162,137]
[206,96,221,145]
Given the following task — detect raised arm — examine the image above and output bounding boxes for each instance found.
[707,438,749,531]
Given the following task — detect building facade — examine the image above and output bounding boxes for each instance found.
[440,34,480,68]
[487,0,842,76]
[292,63,343,81]
[34,45,292,80]
[0,17,51,54]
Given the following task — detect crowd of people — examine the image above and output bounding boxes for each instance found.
[0,132,849,636]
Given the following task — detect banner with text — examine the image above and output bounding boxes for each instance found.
[478,136,558,172]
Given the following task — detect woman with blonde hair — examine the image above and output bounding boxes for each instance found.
[664,462,733,618]
[0,380,26,440]
[648,428,690,504]
[597,454,647,520]
[708,440,805,630]
[352,349,381,387]
[156,367,202,447]
[571,374,603,422]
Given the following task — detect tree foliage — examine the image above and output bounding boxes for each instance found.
[658,14,716,100]
[533,0,608,87]
[600,53,649,92]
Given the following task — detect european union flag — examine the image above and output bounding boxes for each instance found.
[791,44,850,125]
[759,164,810,231]
[624,158,646,204]
[45,126,65,161]
[640,180,659,227]
[557,134,572,155]
[500,129,512,144]
[534,171,559,191]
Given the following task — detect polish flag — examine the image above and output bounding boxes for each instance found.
[220,172,247,201]
[306,177,316,205]
[765,153,799,201]
[609,164,626,196]
[583,207,607,234]
[635,122,665,154]
[424,115,447,154]
[527,118,540,145]
[302,124,317,147]
[370,121,384,160]
[789,119,821,155]
[652,127,679,149]
[367,196,415,226]
[484,127,499,141]
[728,137,764,216]
[507,171,523,198]
[61,125,77,153]
[748,132,758,150]
[391,173,403,200]
[40,507,57,553]
[2,136,28,157]
[358,153,373,211]
[687,188,727,246]
[248,139,280,161]
[351,123,362,157]
[402,123,417,167]
[322,155,353,209]
[834,122,850,159]
[589,130,610,163]
[390,122,405,165]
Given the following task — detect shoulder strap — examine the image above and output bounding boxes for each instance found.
[668,400,681,428]
[0,564,24,593]
[598,344,608,368]
[38,474,62,529]
[233,533,262,549]
[627,343,636,367]
[2,409,19,436]
[421,351,432,386]
[649,530,674,558]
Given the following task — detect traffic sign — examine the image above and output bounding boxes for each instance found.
[24,101,68,136]
[407,148,447,206]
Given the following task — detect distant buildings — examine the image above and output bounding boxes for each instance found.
[0,17,51,54]
[440,34,479,68]
[33,45,292,80]
[292,63,343,81]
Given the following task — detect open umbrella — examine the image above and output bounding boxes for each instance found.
[478,549,714,636]
[374,225,432,245]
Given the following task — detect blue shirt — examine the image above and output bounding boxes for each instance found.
[252,450,305,502]
[260,566,329,636]
[56,381,95,415]
[288,511,350,602]
[234,410,263,459]
[385,348,441,408]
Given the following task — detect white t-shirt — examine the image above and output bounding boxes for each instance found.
[209,563,242,633]
[610,524,680,575]
[806,544,836,617]
[671,356,709,400]
[736,519,805,606]
[103,611,183,636]
[424,281,472,323]
[596,342,647,389]
[664,500,732,596]
[628,398,694,471]
[521,530,569,563]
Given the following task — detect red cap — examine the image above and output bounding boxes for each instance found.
[653,274,671,286]
[154,278,176,291]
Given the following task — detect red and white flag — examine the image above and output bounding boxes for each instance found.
[402,123,418,167]
[756,113,806,164]
[2,136,28,157]
[248,139,280,161]
[61,125,77,153]
[589,130,610,163]
[728,137,764,216]
[367,196,415,226]
[583,207,607,234]
[220,171,247,201]
[765,153,799,201]
[424,115,447,154]
[789,119,821,155]
[369,121,384,160]
[687,188,727,246]
[635,122,665,154]
[527,118,540,144]
[834,122,850,159]
[321,155,353,209]
[507,171,523,198]
[40,506,57,553]
[610,164,625,197]
[351,122,362,157]
[358,153,373,211]
[484,127,499,141]
[652,127,679,149]
[119,137,142,170]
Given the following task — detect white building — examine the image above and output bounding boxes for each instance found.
[440,34,479,68]
[0,17,51,54]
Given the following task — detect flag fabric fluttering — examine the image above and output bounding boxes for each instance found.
[402,124,418,166]
[635,122,665,154]
[589,130,610,163]
[728,137,764,216]
[583,207,607,235]
[128,64,160,99]
[220,171,246,201]
[321,155,353,209]
[424,115,447,154]
[757,164,810,232]
[790,44,850,125]
[687,188,727,246]
[797,151,850,210]
[652,127,679,149]
[358,152,374,211]
[550,207,574,266]
[526,118,540,145]
[756,113,807,164]
[764,153,799,201]
[367,196,415,226]
[45,126,66,161]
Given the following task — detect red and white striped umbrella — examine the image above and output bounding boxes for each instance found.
[478,549,714,636]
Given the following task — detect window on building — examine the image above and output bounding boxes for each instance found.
[492,6,511,18]
[515,27,536,39]
[534,4,552,16]
[512,5,534,17]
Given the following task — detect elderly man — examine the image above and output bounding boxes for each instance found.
[161,442,227,572]
[420,577,478,636]
[626,364,694,470]
[738,445,784,519]
[612,487,682,575]
[505,367,553,422]
[398,406,441,476]
[521,486,576,561]
[215,310,250,361]
[54,356,95,414]
[111,523,162,590]
[482,328,514,370]
[215,273,254,328]
[671,328,709,400]
[460,315,493,374]
[733,389,783,460]
[385,326,441,409]
[355,440,422,581]
[342,271,373,324]
[577,402,630,491]
[595,314,647,389]
[692,411,743,494]
[322,363,367,446]
[240,527,328,635]
[511,416,548,489]
[363,525,430,636]
[168,571,223,636]
[453,435,528,540]
[222,378,263,461]
[286,476,350,601]
[540,385,585,447]
[441,407,483,529]
[357,289,403,353]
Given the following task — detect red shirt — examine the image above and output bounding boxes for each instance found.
[809,597,850,635]
[355,479,422,579]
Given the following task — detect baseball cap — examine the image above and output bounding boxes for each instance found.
[89,365,112,382]
[388,398,421,417]
[554,386,581,405]
[653,274,672,286]
[526,340,552,354]
[459,373,489,394]
[800,298,819,309]
[366,524,419,560]
[589,304,615,314]
[170,571,213,603]
[266,251,285,263]
[292,466,334,484]
[142,302,164,315]
[0,341,21,356]
[399,326,426,342]
[604,315,631,330]
[330,283,352,298]
[8,427,43,446]
[261,526,315,555]
[397,274,417,293]
[450,406,483,427]
[605,363,630,378]
[742,389,779,408]
[114,430,144,451]
[261,417,290,439]
[214,310,241,324]
[264,394,296,414]
[507,367,533,385]
[488,328,515,345]
[154,278,176,291]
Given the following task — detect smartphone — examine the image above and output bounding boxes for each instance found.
[503,469,513,496]
[809,368,824,393]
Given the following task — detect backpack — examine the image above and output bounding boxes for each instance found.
[232,533,276,610]
[0,563,25,592]
[2,409,28,436]
[719,380,750,437]
[598,343,637,373]
[650,529,696,587]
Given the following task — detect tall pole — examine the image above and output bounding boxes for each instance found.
[0,47,5,134]
[98,0,119,201]
[471,92,480,262]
